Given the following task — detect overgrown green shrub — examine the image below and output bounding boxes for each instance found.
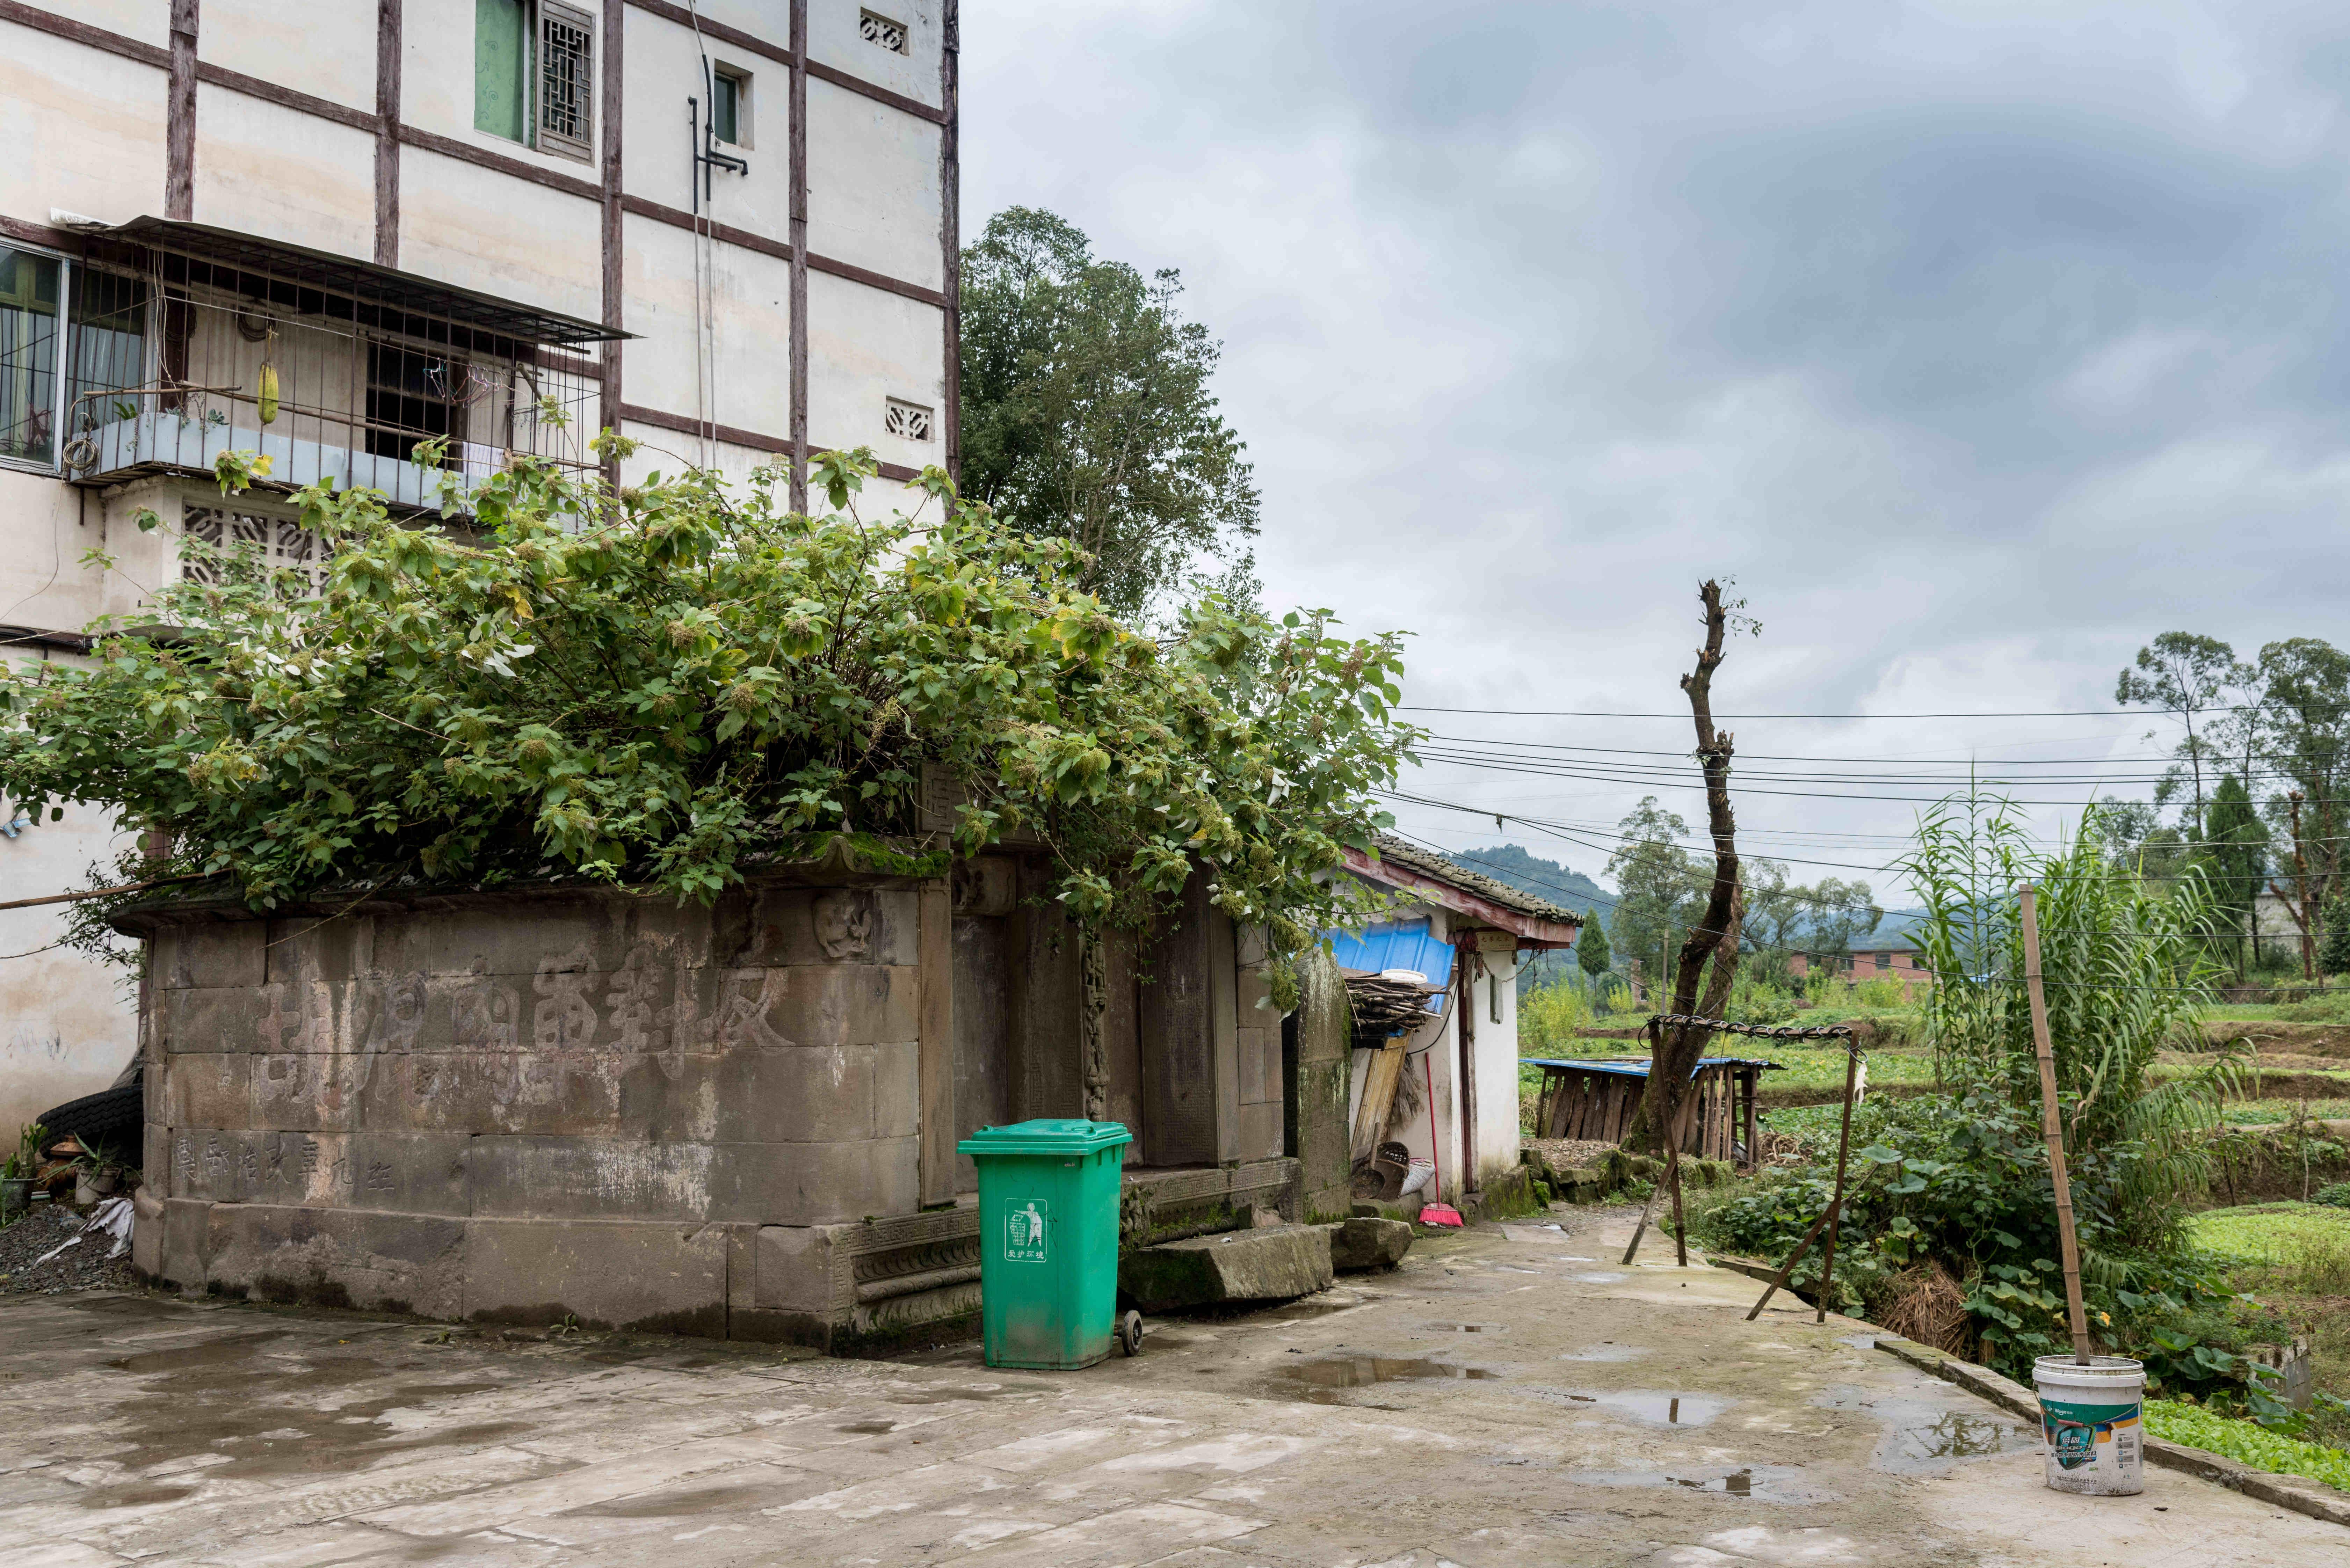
[0,446,1416,984]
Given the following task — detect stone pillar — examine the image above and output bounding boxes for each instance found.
[1291,946,1352,1220]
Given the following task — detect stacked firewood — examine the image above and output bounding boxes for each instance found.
[1343,969,1445,1038]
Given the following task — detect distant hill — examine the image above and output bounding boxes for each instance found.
[1432,843,1616,927]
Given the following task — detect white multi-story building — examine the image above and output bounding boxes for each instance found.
[0,0,959,1135]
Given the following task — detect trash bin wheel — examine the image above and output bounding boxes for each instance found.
[1117,1310,1144,1357]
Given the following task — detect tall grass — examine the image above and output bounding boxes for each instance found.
[1901,789,2247,1270]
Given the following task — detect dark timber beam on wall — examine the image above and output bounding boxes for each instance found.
[373,0,401,265]
[788,0,810,515]
[166,0,199,220]
[624,0,948,123]
[940,0,960,482]
[615,404,921,482]
[0,1,166,66]
[600,0,624,466]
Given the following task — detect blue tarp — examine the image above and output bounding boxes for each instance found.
[1321,919,1453,1015]
[1523,1056,1783,1078]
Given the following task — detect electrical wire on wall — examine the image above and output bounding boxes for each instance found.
[684,1,716,466]
[681,0,745,467]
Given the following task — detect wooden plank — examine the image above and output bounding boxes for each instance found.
[917,879,954,1206]
[197,60,378,131]
[1353,1043,1405,1160]
[622,193,794,263]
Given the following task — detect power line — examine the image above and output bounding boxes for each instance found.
[1399,704,2279,720]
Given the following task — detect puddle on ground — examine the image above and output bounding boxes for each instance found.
[1812,1385,2036,1473]
[1537,1389,1732,1426]
[73,1483,196,1510]
[1571,1272,1628,1284]
[885,1385,1047,1406]
[1259,1296,1367,1322]
[1559,1343,1652,1363]
[104,1332,291,1374]
[1565,1466,1830,1503]
[1420,1322,1508,1334]
[1281,1356,1502,1403]
[562,1482,788,1518]
[835,1421,897,1435]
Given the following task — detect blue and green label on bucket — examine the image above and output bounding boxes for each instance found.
[2040,1397,2139,1471]
[1005,1199,1051,1263]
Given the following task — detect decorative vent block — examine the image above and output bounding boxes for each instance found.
[182,506,326,593]
[885,398,934,442]
[860,10,909,54]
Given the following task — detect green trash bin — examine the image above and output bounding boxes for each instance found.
[957,1118,1134,1370]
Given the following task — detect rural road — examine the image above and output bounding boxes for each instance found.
[0,1205,2340,1566]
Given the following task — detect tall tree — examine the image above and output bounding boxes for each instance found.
[1604,796,1703,1002]
[1630,581,1754,1152]
[2255,638,2350,975]
[958,207,1261,620]
[2202,773,2267,978]
[2115,633,2243,840]
[1739,857,1880,957]
[1576,907,1612,980]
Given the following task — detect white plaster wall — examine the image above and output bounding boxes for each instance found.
[806,76,942,290]
[806,0,943,112]
[623,8,792,239]
[400,147,603,322]
[206,0,377,113]
[23,1,166,50]
[806,269,943,470]
[620,211,792,439]
[0,474,101,634]
[0,803,141,1147]
[0,23,167,229]
[1472,951,1525,1187]
[191,88,377,262]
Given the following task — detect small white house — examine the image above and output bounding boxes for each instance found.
[1332,836,1580,1208]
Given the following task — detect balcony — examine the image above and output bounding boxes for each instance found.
[48,219,622,513]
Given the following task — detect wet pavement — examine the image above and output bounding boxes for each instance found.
[0,1205,2343,1565]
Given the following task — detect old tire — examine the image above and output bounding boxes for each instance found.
[32,1080,144,1161]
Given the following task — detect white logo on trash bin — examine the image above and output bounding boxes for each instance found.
[1006,1199,1049,1263]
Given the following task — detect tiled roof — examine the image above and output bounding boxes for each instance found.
[1362,833,1581,926]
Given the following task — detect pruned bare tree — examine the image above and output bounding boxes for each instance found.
[1629,580,1750,1152]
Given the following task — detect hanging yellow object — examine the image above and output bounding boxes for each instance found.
[257,362,280,425]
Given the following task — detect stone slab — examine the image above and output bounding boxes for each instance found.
[1117,1224,1334,1311]
[1326,1216,1412,1272]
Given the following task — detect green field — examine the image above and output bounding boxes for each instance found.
[2142,1400,2350,1491]
[2185,1202,2350,1267]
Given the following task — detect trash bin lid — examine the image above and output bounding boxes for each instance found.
[956,1119,1135,1157]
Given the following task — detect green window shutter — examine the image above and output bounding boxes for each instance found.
[475,0,529,143]
[711,73,740,146]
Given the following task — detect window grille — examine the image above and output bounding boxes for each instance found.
[537,2,596,161]
[884,398,933,442]
[860,10,909,54]
[182,506,327,594]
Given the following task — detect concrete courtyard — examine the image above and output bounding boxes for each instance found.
[1,1205,2341,1567]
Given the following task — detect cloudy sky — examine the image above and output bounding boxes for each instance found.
[962,2,2348,914]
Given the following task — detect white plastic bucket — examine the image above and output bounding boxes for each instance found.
[2033,1355,2145,1495]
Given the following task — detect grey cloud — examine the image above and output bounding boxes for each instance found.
[963,2,2350,884]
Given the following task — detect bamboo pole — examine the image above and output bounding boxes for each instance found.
[1813,1047,1860,1324]
[2020,882,2094,1365]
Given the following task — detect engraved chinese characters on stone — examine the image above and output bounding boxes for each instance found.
[532,947,599,1049]
[718,970,794,1050]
